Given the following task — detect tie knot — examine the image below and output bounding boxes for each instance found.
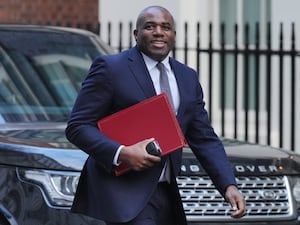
[156,62,165,71]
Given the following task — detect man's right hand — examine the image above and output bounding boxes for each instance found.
[118,138,161,171]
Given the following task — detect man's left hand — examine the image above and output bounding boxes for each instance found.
[225,185,246,218]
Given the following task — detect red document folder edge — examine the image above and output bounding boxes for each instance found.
[97,93,187,176]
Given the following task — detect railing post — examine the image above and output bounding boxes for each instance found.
[254,22,260,144]
[107,22,111,46]
[234,23,238,139]
[279,23,284,148]
[244,23,250,141]
[220,23,226,137]
[291,22,296,151]
[129,22,133,48]
[118,22,123,52]
[266,22,272,146]
[196,22,200,75]
[208,22,213,122]
[184,22,188,65]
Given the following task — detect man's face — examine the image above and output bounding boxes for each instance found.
[134,8,176,62]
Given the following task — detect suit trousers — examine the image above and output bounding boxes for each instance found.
[105,182,186,225]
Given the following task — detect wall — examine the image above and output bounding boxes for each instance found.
[0,0,98,29]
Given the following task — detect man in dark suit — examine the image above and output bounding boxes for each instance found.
[66,5,246,225]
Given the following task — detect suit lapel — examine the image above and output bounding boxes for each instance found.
[126,48,187,121]
[169,58,186,119]
[127,47,157,99]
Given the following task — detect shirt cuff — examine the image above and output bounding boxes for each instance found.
[113,145,124,166]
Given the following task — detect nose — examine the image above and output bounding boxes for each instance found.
[153,25,164,35]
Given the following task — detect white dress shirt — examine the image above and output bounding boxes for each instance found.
[142,53,180,113]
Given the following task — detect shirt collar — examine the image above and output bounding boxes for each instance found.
[141,53,171,72]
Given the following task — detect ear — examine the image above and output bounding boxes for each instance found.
[133,29,138,41]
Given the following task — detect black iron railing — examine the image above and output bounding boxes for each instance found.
[68,21,299,152]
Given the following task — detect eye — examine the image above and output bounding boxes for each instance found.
[145,24,155,30]
[162,25,171,31]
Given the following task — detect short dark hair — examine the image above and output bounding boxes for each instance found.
[135,6,175,29]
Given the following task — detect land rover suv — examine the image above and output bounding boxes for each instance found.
[1,25,300,225]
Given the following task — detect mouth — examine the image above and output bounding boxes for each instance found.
[151,40,167,48]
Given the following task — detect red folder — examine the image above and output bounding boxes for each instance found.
[97,93,186,176]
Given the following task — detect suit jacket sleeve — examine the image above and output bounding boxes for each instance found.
[182,68,237,196]
[65,56,120,173]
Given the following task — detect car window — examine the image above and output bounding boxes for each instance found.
[0,28,109,123]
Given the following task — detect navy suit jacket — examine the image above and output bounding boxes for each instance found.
[66,46,236,223]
